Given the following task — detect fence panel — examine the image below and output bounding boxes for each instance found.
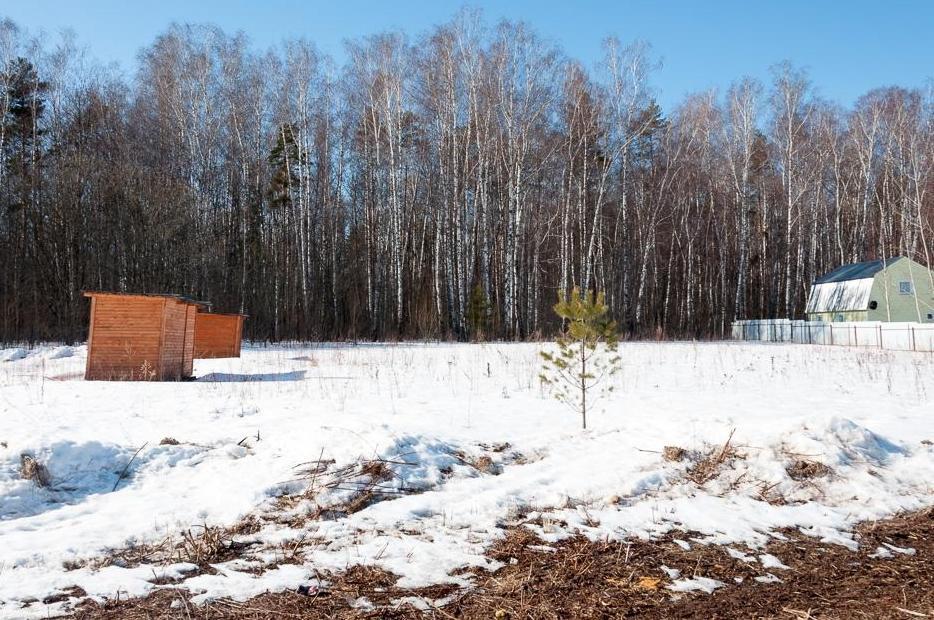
[915,326,934,352]
[731,319,934,352]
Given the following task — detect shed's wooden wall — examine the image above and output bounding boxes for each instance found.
[85,296,165,380]
[85,295,199,381]
[160,299,189,380]
[194,313,244,358]
[182,305,196,376]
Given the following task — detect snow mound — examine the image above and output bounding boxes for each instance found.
[1,441,208,522]
[0,348,28,362]
[826,417,905,465]
[1,441,133,521]
[782,417,905,468]
[305,434,494,515]
[46,346,75,360]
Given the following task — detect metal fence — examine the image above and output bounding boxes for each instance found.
[731,319,934,352]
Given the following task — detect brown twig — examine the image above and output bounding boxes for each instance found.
[113,442,148,492]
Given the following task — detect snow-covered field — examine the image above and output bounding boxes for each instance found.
[1,341,933,617]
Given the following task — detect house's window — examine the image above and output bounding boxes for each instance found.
[869,300,878,309]
[898,281,913,295]
[928,313,934,321]
[835,314,844,322]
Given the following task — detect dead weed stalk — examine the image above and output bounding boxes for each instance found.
[20,454,51,487]
[294,455,418,517]
[686,428,739,485]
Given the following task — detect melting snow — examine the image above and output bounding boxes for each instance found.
[882,542,916,556]
[660,565,681,579]
[758,553,790,570]
[726,547,755,562]
[668,576,725,593]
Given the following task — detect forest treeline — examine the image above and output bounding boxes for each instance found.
[1,13,932,343]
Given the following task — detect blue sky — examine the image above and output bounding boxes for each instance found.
[3,0,933,111]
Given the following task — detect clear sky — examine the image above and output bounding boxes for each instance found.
[3,0,933,111]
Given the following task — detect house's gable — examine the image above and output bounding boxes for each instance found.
[867,257,934,322]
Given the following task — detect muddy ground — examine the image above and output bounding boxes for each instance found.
[74,507,934,619]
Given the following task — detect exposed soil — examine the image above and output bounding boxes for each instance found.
[450,508,934,619]
[72,507,934,619]
[73,565,456,619]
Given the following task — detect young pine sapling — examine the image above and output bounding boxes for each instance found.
[540,287,621,429]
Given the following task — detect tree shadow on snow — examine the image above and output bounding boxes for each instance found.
[196,370,306,382]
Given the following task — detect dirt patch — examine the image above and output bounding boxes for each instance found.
[450,507,934,619]
[74,563,456,619]
[42,586,87,605]
[70,508,934,619]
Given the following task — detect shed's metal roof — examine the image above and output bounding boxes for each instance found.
[82,291,212,308]
[814,257,902,284]
[198,311,249,318]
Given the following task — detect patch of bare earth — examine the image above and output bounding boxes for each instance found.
[74,564,457,619]
[73,507,934,619]
[450,508,934,619]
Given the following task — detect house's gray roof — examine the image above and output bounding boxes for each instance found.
[814,257,902,284]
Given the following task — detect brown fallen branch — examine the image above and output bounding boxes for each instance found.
[113,442,148,492]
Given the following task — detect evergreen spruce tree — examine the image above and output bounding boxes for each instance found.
[267,123,299,210]
[466,282,490,341]
[2,57,48,212]
[540,287,621,429]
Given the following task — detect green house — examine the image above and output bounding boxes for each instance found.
[806,256,934,323]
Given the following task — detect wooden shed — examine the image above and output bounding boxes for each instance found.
[194,311,246,358]
[84,292,205,381]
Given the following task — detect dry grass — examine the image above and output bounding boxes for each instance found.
[662,445,686,462]
[178,523,239,565]
[786,458,833,481]
[83,516,265,573]
[72,508,934,619]
[685,429,739,485]
[292,456,418,520]
[449,450,502,475]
